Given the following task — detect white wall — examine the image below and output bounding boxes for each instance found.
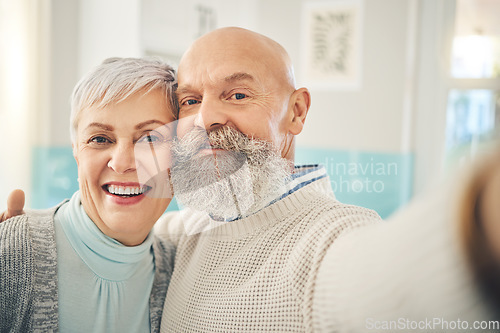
[78,0,142,77]
[0,0,37,210]
[45,0,79,146]
[413,0,456,193]
[141,0,258,62]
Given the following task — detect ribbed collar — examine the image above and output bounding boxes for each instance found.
[58,191,153,281]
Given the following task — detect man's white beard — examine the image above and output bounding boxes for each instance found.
[171,126,292,220]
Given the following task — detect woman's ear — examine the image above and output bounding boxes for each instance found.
[288,88,311,135]
[72,143,79,166]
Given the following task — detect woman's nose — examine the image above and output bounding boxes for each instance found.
[107,142,136,174]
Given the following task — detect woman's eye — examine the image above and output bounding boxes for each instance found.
[89,136,110,144]
[138,133,162,144]
[183,99,199,106]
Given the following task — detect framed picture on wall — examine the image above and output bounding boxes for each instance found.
[301,0,363,90]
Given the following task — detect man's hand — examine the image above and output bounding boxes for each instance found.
[0,189,25,222]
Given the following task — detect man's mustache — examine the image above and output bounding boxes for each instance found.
[171,126,250,194]
[174,126,252,158]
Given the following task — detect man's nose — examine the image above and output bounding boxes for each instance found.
[107,142,136,174]
[193,98,229,130]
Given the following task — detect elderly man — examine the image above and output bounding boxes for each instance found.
[154,27,380,332]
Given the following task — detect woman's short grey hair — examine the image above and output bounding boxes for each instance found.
[70,57,178,142]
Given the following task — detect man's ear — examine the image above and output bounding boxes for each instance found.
[288,88,311,135]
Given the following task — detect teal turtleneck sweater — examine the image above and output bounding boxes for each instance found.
[53,191,155,332]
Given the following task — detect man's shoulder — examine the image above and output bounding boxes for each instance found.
[317,200,381,228]
[283,191,381,268]
[293,183,381,227]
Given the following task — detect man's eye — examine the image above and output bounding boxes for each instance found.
[233,93,247,100]
[89,136,110,144]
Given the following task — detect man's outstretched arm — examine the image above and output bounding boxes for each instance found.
[0,189,25,222]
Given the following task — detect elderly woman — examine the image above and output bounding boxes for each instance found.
[0,57,177,332]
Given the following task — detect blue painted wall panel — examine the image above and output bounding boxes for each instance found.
[295,146,414,218]
[31,146,79,209]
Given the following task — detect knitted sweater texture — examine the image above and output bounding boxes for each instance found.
[0,205,175,333]
[155,177,381,332]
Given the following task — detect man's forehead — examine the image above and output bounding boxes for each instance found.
[178,27,294,88]
[179,45,266,78]
[177,70,260,93]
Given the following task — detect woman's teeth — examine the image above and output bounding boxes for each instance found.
[106,185,146,196]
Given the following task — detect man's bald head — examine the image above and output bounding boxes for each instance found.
[179,27,296,93]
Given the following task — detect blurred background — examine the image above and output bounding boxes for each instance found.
[0,0,499,218]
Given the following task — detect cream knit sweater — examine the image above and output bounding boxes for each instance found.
[155,177,380,332]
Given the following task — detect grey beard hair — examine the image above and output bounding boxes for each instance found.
[170,126,292,219]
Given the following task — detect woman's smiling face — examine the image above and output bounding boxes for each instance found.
[74,89,174,246]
